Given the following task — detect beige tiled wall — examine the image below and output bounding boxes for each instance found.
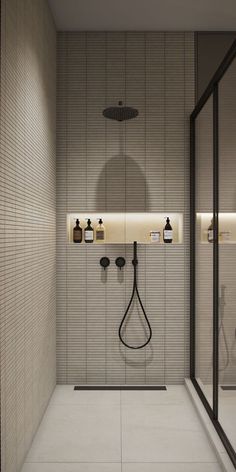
[56,32,194,385]
[0,1,56,471]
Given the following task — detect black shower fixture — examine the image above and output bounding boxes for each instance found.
[103,101,139,122]
[100,257,110,270]
[115,257,126,270]
[118,241,152,349]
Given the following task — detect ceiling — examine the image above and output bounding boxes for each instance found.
[48,0,236,31]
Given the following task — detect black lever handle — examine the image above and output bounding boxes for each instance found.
[100,257,110,270]
[115,256,126,270]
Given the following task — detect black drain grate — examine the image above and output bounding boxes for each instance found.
[74,385,167,391]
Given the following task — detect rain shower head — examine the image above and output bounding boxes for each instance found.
[102,101,139,122]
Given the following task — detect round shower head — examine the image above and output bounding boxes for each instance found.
[103,101,139,122]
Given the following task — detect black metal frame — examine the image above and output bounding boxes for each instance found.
[190,39,236,469]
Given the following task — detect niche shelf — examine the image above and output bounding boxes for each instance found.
[67,212,183,245]
[197,212,236,244]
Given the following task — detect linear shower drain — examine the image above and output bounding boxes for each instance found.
[74,385,167,391]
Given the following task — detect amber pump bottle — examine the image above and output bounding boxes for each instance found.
[96,218,105,242]
[163,217,173,243]
[73,219,82,243]
[84,218,94,243]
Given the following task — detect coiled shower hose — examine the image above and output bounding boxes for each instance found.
[118,241,152,349]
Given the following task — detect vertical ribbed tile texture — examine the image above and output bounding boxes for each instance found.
[0,1,56,471]
[56,32,194,385]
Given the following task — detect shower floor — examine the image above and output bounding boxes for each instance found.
[21,385,223,472]
[198,381,236,454]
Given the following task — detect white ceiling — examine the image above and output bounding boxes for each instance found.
[48,0,236,31]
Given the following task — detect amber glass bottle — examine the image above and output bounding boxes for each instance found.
[84,218,94,243]
[163,217,173,243]
[73,219,82,243]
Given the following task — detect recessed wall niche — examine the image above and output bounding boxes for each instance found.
[68,212,183,244]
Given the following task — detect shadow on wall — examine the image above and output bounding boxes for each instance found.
[96,153,150,212]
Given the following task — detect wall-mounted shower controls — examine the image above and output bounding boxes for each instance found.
[163,217,173,243]
[115,257,126,270]
[73,219,82,243]
[85,219,94,243]
[100,257,110,270]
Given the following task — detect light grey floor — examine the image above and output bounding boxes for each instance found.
[21,385,223,472]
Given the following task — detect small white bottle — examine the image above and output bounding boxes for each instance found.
[150,230,161,243]
[96,218,105,243]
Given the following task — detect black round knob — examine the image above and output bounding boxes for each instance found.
[100,257,110,270]
[115,257,126,270]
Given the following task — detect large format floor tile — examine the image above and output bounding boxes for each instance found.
[51,385,120,406]
[121,385,189,406]
[22,464,121,472]
[122,463,222,472]
[26,403,121,462]
[122,400,219,463]
[21,385,223,472]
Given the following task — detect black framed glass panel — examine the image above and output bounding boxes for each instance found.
[190,39,236,469]
[218,55,236,452]
[195,95,214,408]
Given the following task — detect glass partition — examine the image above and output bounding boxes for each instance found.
[219,55,236,452]
[195,96,214,407]
[191,40,236,468]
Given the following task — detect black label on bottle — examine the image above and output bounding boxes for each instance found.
[96,230,104,240]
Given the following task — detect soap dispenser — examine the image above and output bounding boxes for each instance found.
[163,217,173,243]
[96,218,105,242]
[84,218,94,243]
[73,219,82,243]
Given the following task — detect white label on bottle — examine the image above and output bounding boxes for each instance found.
[164,230,173,240]
[208,230,214,241]
[85,230,94,241]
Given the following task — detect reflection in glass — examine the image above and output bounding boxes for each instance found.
[195,95,214,407]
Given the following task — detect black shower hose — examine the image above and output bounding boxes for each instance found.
[118,241,152,349]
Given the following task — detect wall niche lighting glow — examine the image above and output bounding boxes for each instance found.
[67,212,183,245]
[197,212,236,243]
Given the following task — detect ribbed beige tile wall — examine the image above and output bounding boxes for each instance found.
[0,1,56,471]
[56,32,194,385]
